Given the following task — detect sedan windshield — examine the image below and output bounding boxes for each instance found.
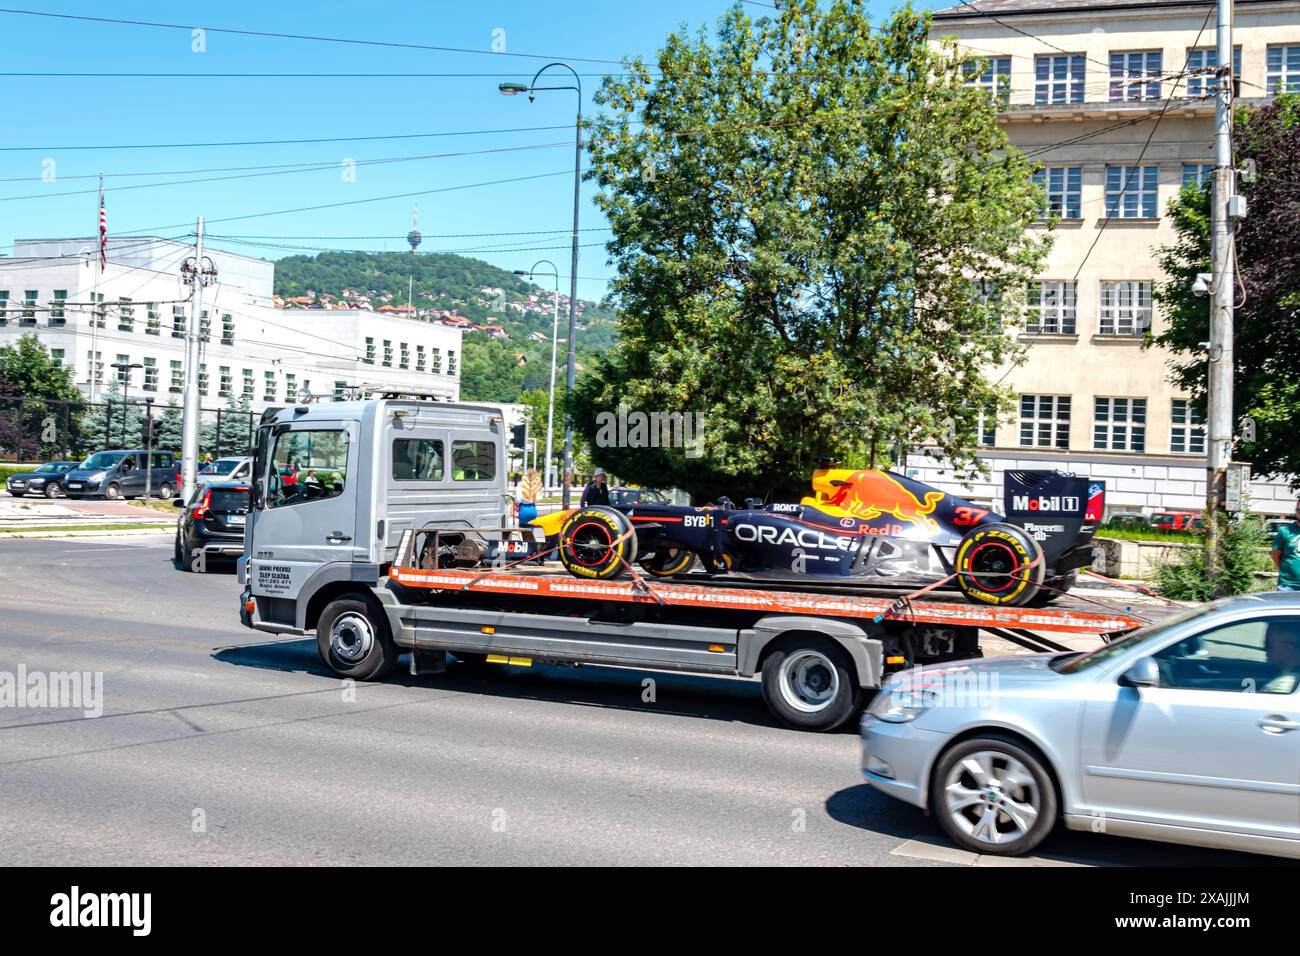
[34,463,61,473]
[80,452,126,470]
[200,459,242,475]
[1051,604,1214,673]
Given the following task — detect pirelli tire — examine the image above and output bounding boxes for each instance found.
[558,506,638,581]
[953,523,1045,607]
[639,547,697,578]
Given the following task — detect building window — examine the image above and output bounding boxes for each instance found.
[416,344,426,371]
[383,339,393,367]
[51,348,65,367]
[976,403,997,447]
[430,348,442,373]
[1182,164,1213,189]
[88,351,104,383]
[0,290,8,321]
[199,310,210,343]
[1034,54,1085,105]
[264,371,276,402]
[170,360,183,392]
[399,343,410,369]
[447,350,458,375]
[1099,280,1153,336]
[1026,281,1077,334]
[964,56,1011,104]
[19,290,37,325]
[172,305,186,338]
[221,313,234,345]
[1019,395,1071,449]
[1109,50,1162,101]
[1170,399,1206,455]
[334,380,348,401]
[1093,397,1147,452]
[284,373,297,403]
[117,297,134,332]
[143,357,158,391]
[1105,165,1159,219]
[1186,46,1241,96]
[145,302,159,334]
[1031,166,1082,219]
[115,354,130,383]
[198,363,209,395]
[219,366,232,397]
[50,290,67,325]
[1266,45,1300,95]
[91,292,106,328]
[364,337,375,364]
[242,368,254,397]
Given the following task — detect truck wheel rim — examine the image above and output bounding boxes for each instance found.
[942,751,1040,846]
[330,613,374,663]
[778,650,838,713]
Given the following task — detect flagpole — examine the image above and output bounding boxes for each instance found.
[89,171,104,403]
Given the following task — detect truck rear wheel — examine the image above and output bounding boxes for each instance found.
[558,507,637,581]
[316,596,397,681]
[761,636,865,732]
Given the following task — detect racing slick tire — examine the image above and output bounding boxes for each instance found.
[639,547,696,578]
[1031,570,1079,606]
[558,507,638,581]
[953,523,1045,607]
[761,635,865,732]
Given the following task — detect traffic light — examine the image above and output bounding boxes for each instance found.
[510,423,527,450]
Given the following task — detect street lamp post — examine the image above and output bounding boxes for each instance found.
[513,261,561,494]
[109,361,142,449]
[501,63,582,508]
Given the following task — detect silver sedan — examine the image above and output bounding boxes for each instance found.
[860,591,1300,859]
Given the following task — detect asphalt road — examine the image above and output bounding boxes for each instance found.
[0,536,1281,866]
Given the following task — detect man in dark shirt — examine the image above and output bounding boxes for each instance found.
[581,467,610,507]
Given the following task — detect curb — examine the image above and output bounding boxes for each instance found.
[0,527,173,540]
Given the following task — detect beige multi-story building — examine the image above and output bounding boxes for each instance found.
[917,0,1300,517]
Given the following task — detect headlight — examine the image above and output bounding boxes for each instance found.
[28,478,45,485]
[88,472,106,482]
[868,683,939,723]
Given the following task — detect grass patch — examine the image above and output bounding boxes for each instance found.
[129,498,182,514]
[1095,527,1202,543]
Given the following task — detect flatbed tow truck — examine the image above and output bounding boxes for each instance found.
[238,398,1170,731]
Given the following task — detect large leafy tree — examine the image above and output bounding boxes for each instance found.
[576,0,1048,499]
[1153,95,1300,483]
[0,333,83,458]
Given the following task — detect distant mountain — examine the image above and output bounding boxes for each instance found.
[272,250,618,403]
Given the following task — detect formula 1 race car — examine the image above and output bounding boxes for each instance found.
[530,466,1101,607]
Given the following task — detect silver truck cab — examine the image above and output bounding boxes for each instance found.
[240,399,507,635]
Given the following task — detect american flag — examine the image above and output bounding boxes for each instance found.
[98,175,106,271]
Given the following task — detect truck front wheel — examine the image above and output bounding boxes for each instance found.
[317,596,397,681]
[760,636,865,732]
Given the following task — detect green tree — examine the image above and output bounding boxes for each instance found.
[578,0,1048,499]
[79,379,145,451]
[1154,514,1271,600]
[1153,95,1300,484]
[202,392,254,457]
[0,333,83,459]
[154,401,185,453]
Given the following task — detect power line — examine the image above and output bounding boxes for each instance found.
[0,8,626,65]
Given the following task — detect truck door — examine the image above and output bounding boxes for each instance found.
[248,420,359,604]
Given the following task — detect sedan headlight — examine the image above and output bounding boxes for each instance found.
[868,683,939,723]
[27,478,45,485]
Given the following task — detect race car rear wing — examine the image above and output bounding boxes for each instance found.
[1002,471,1104,573]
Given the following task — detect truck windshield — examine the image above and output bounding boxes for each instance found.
[267,429,349,507]
[80,452,126,470]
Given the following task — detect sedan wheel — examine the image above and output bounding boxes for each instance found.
[934,736,1058,856]
[44,483,59,498]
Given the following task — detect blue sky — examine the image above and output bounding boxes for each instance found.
[0,0,919,301]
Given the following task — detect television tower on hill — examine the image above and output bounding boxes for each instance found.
[407,204,422,254]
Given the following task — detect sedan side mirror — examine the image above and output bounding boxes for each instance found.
[1119,656,1160,688]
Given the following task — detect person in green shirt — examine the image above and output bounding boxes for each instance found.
[1273,500,1300,592]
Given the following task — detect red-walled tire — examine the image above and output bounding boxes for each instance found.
[954,523,1045,607]
[558,507,637,581]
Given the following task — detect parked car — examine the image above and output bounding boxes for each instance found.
[174,480,250,571]
[608,485,673,507]
[860,591,1300,860]
[197,456,253,486]
[63,450,177,500]
[4,461,80,498]
[1150,510,1202,532]
[1265,517,1293,540]
[276,462,298,487]
[1104,512,1150,530]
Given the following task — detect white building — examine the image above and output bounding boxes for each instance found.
[920,0,1300,517]
[0,236,462,410]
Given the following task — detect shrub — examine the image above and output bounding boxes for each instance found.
[1154,513,1272,600]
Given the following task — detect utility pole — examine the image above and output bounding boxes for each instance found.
[180,218,216,502]
[1205,0,1236,582]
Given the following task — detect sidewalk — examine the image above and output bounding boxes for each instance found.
[0,494,175,529]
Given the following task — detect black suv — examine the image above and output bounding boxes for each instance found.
[174,480,250,572]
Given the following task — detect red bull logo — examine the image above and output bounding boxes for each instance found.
[820,470,944,530]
